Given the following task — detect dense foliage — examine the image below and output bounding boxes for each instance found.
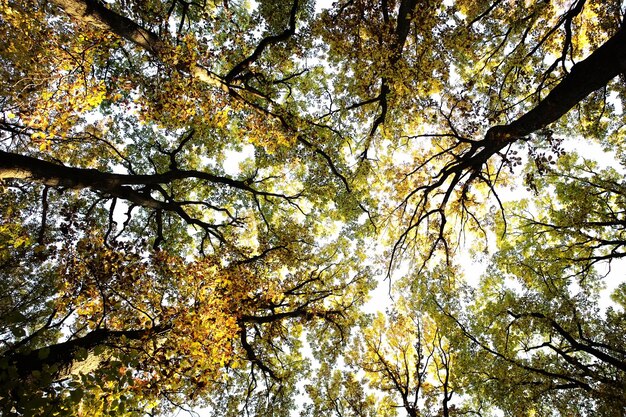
[1,0,625,415]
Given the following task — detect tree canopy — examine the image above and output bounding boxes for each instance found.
[1,0,625,415]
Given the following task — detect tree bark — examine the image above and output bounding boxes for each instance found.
[49,0,227,89]
[0,150,165,208]
[476,22,626,162]
[0,150,276,205]
[503,28,626,138]
[0,150,293,242]
[7,326,168,380]
[393,0,419,58]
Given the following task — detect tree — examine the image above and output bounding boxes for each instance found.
[315,0,626,267]
[432,154,626,416]
[0,218,372,415]
[1,1,373,413]
[2,0,626,415]
[352,309,457,417]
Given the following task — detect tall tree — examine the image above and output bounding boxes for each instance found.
[2,0,626,415]
[435,154,626,416]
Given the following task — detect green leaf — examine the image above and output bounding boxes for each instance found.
[70,388,84,402]
[10,327,26,338]
[75,348,88,361]
[37,347,50,360]
[6,311,27,324]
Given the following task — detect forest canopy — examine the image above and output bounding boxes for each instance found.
[1,0,625,415]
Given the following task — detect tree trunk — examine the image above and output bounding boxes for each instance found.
[49,0,226,89]
[0,150,165,208]
[7,326,168,380]
[503,24,626,139]
[476,22,626,163]
[0,150,263,207]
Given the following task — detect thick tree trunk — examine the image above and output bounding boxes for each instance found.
[0,150,165,208]
[49,0,226,89]
[503,24,626,138]
[0,150,264,205]
[49,0,161,52]
[7,326,167,380]
[476,23,626,163]
[394,0,419,58]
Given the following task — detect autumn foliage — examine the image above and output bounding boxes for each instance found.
[1,0,626,416]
